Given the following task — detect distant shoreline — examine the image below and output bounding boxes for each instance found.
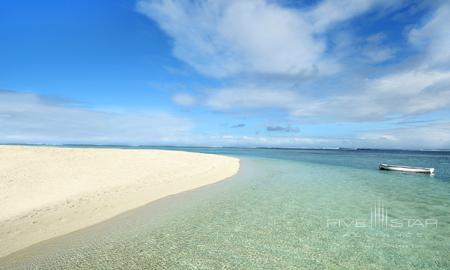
[0,146,240,257]
[1,143,449,152]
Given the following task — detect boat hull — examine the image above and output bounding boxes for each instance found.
[379,164,434,174]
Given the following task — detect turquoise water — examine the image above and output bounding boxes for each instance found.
[1,148,449,269]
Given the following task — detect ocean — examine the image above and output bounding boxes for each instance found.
[1,147,449,269]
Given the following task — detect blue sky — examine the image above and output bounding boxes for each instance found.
[1,0,450,149]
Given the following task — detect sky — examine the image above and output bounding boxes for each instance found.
[1,0,450,149]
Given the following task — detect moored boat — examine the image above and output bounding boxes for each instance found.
[379,163,434,174]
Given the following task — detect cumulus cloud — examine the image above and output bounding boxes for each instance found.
[203,68,450,122]
[0,90,192,144]
[172,93,196,106]
[137,0,409,78]
[137,0,345,78]
[293,69,450,121]
[298,3,450,121]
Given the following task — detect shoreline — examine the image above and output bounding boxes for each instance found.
[0,146,240,257]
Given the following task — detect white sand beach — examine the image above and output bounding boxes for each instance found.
[0,146,240,257]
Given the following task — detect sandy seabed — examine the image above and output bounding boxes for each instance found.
[0,146,239,257]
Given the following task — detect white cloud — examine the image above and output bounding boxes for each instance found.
[204,69,450,121]
[306,0,400,32]
[293,69,450,120]
[367,69,450,96]
[3,90,448,149]
[212,122,450,149]
[363,46,396,63]
[190,121,450,149]
[201,134,338,148]
[362,33,396,63]
[137,0,407,78]
[408,3,450,68]
[137,0,351,77]
[366,32,386,43]
[152,121,450,149]
[137,0,408,78]
[358,122,450,149]
[172,93,196,106]
[0,91,192,144]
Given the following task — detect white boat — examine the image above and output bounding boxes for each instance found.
[379,163,434,174]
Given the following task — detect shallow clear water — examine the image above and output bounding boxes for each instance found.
[1,148,449,269]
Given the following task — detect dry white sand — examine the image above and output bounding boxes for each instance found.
[0,146,239,257]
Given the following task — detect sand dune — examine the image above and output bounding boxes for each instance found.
[0,146,239,257]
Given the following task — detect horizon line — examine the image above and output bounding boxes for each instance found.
[1,143,449,152]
